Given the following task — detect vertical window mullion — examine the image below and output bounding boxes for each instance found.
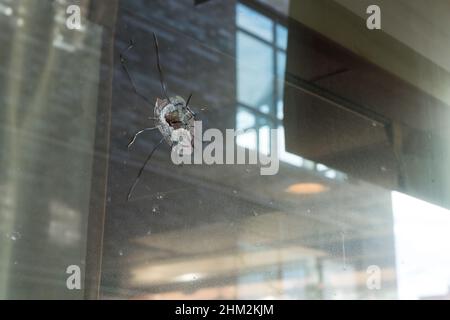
[271,22,278,153]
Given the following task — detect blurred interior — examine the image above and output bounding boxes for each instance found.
[1,0,450,300]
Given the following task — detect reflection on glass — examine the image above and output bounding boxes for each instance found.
[0,0,449,301]
[236,107,256,130]
[235,3,345,180]
[276,100,284,120]
[236,3,274,42]
[393,191,450,299]
[276,24,288,50]
[237,31,274,107]
[0,0,102,299]
[258,125,270,155]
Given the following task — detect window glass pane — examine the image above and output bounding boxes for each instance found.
[236,3,273,42]
[276,50,287,119]
[236,107,256,130]
[277,99,284,120]
[1,0,450,302]
[259,125,270,155]
[276,24,288,49]
[237,31,274,108]
[277,50,287,76]
[259,104,270,114]
[392,191,450,299]
[0,0,105,299]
